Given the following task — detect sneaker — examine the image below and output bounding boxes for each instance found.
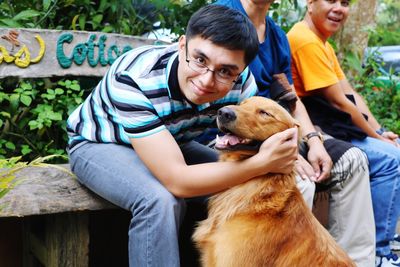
[391,234,400,251]
[376,253,400,267]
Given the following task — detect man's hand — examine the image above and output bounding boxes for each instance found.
[382,131,400,148]
[306,139,332,182]
[257,128,299,174]
[295,154,317,181]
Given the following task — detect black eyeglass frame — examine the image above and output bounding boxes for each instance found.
[184,42,243,85]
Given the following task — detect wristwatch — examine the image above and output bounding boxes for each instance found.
[303,131,324,144]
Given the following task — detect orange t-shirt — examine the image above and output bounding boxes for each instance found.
[287,21,346,97]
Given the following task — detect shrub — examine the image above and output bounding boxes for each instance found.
[0,77,98,162]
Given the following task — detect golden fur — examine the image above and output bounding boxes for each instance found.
[192,96,355,267]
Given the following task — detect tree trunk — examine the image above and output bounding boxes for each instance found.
[333,0,378,61]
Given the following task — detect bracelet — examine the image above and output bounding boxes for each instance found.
[376,127,387,135]
[303,131,324,144]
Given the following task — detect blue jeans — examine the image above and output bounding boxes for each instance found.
[69,141,218,267]
[351,137,400,256]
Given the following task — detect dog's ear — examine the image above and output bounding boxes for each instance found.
[293,119,300,128]
[293,119,302,143]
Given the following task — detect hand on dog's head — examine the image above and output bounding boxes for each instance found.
[215,96,299,156]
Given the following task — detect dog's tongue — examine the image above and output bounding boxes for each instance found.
[215,134,242,149]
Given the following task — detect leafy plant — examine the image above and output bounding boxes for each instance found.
[368,0,400,46]
[0,78,95,161]
[0,0,160,35]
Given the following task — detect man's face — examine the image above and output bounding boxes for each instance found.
[177,36,246,105]
[308,0,350,38]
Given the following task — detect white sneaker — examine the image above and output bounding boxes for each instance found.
[376,253,400,267]
[391,234,400,251]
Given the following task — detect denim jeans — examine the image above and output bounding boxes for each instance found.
[351,137,400,256]
[69,141,218,267]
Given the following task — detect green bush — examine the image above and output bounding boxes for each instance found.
[0,77,98,161]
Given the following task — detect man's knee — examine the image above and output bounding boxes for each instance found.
[296,175,315,209]
[330,147,369,186]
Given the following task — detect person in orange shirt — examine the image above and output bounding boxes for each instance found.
[287,1,400,266]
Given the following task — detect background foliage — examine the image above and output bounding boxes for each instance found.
[0,0,399,163]
[368,0,400,46]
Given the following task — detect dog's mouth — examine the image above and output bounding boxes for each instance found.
[214,133,262,151]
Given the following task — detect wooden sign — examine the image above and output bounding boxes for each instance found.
[0,28,168,78]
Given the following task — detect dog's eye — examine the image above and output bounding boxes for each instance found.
[259,109,271,116]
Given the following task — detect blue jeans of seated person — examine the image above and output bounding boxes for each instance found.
[69,141,218,267]
[351,137,400,256]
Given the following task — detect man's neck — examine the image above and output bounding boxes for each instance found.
[303,15,329,43]
[240,0,270,42]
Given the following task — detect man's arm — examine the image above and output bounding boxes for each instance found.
[339,79,381,130]
[290,86,332,182]
[319,81,397,145]
[130,128,298,198]
[340,79,399,142]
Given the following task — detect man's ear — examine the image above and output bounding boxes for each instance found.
[178,35,186,51]
[293,119,301,128]
[178,35,186,61]
[307,0,314,13]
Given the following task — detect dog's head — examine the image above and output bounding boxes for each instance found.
[215,96,299,159]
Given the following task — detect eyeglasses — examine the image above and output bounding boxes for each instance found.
[185,44,241,85]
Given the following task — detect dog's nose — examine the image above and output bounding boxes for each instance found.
[218,107,237,123]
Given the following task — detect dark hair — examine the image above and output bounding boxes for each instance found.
[185,5,259,65]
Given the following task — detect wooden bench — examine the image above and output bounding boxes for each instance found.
[0,27,167,267]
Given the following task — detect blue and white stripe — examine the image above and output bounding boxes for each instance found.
[67,44,257,152]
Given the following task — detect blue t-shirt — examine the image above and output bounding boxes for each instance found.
[215,0,293,98]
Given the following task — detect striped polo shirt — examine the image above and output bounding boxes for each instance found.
[67,43,257,153]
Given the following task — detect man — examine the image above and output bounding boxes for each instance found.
[287,0,400,266]
[214,0,375,265]
[67,5,298,267]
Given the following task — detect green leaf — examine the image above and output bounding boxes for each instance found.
[69,83,80,91]
[0,19,23,28]
[28,120,39,130]
[55,88,64,95]
[0,111,10,118]
[79,14,86,30]
[71,14,79,31]
[41,93,55,100]
[9,94,20,110]
[48,112,62,121]
[102,25,114,33]
[21,145,32,155]
[20,95,32,106]
[0,92,9,102]
[5,142,15,150]
[21,83,33,90]
[92,14,103,25]
[13,10,41,21]
[43,0,51,11]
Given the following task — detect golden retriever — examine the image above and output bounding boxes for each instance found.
[192,96,355,267]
